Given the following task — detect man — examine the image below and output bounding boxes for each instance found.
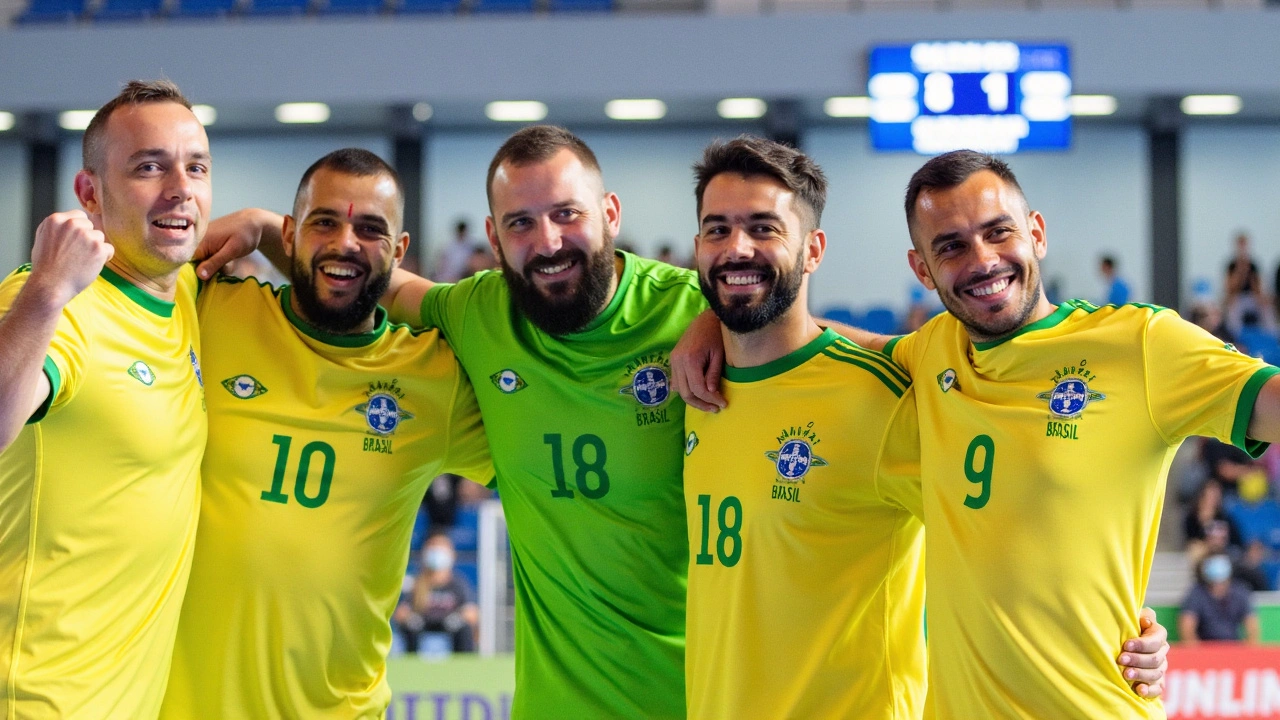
[682,136,925,719]
[1178,554,1262,644]
[198,125,701,718]
[433,218,479,283]
[0,80,209,718]
[160,149,490,719]
[1099,255,1131,305]
[880,150,1280,718]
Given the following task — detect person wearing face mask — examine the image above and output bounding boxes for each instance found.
[395,532,479,653]
[1179,554,1261,644]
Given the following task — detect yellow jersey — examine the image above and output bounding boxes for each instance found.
[160,277,491,720]
[0,264,206,720]
[884,300,1278,720]
[684,328,926,720]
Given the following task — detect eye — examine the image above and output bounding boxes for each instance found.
[507,217,531,230]
[137,162,162,173]
[188,164,209,175]
[554,208,580,222]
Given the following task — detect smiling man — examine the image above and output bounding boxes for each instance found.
[0,80,209,719]
[160,149,491,720]
[881,150,1280,719]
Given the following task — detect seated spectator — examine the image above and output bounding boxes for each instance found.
[1185,480,1245,563]
[464,246,497,277]
[1201,437,1258,497]
[394,533,478,654]
[1178,554,1260,644]
[1223,237,1276,340]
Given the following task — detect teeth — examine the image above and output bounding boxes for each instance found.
[723,274,763,286]
[971,277,1010,297]
[536,261,573,275]
[153,219,190,229]
[321,265,358,278]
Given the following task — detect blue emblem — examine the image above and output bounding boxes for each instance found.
[632,366,670,407]
[1037,377,1105,420]
[365,393,401,435]
[776,440,813,480]
[188,347,204,388]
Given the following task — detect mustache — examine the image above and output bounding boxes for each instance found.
[524,249,585,278]
[959,265,1019,291]
[311,251,371,274]
[709,260,777,282]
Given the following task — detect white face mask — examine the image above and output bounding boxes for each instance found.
[424,548,454,572]
[1203,555,1232,584]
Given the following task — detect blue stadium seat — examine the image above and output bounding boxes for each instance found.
[16,0,85,23]
[1236,328,1280,366]
[549,0,609,10]
[454,561,479,591]
[245,0,308,14]
[172,0,235,14]
[449,505,479,552]
[819,306,859,328]
[325,0,383,13]
[1226,498,1280,550]
[1261,559,1280,592]
[471,0,533,12]
[94,0,163,20]
[861,306,900,335]
[397,0,458,13]
[409,506,430,554]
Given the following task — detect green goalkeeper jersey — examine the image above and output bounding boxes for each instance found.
[420,252,707,719]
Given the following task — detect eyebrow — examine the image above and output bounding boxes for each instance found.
[307,208,390,229]
[125,148,212,164]
[700,211,784,227]
[928,214,1014,249]
[500,201,577,225]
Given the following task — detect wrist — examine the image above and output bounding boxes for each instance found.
[18,274,76,316]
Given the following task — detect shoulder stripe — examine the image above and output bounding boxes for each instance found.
[820,349,907,398]
[827,339,911,388]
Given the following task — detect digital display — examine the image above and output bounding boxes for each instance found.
[867,41,1072,154]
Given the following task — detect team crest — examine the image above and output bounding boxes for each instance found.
[1037,377,1105,419]
[188,347,204,388]
[685,431,699,456]
[765,422,828,483]
[351,380,415,436]
[127,360,155,386]
[221,374,268,399]
[490,369,528,395]
[937,368,959,393]
[619,365,670,407]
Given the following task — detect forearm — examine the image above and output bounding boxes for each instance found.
[0,283,63,451]
[1245,615,1261,644]
[382,267,434,326]
[253,209,288,274]
[819,318,892,351]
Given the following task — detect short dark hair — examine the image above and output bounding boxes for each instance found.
[693,135,827,234]
[293,148,404,225]
[485,125,602,209]
[83,79,193,174]
[1100,255,1116,270]
[904,150,1028,234]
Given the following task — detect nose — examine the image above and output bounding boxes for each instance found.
[335,223,361,253]
[972,238,1002,270]
[725,227,754,260]
[165,166,194,203]
[530,216,563,256]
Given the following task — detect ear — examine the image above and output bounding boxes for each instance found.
[603,192,622,239]
[907,248,937,291]
[392,231,410,268]
[804,229,826,274]
[1028,210,1047,261]
[281,215,298,259]
[73,170,103,218]
[484,216,502,262]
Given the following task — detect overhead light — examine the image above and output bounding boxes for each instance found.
[717,98,767,120]
[1069,95,1117,116]
[191,104,217,126]
[605,99,667,121]
[275,102,330,124]
[0,112,13,132]
[1181,94,1242,116]
[824,96,872,118]
[58,110,96,131]
[412,102,433,122]
[485,101,547,122]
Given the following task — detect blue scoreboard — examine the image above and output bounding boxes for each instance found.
[867,41,1072,154]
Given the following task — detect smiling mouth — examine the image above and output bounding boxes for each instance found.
[317,261,366,282]
[721,271,765,286]
[152,218,192,231]
[967,276,1011,298]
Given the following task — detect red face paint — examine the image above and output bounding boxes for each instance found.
[347,203,354,219]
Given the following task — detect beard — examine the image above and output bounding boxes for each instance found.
[499,229,617,336]
[938,264,1043,342]
[699,246,805,335]
[290,251,391,334]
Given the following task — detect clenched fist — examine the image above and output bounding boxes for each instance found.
[28,210,114,309]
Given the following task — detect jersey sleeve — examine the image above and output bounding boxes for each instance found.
[874,387,924,520]
[0,268,91,422]
[882,330,923,381]
[419,280,469,349]
[1145,309,1280,457]
[442,361,493,486]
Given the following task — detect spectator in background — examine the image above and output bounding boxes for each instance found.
[432,219,479,283]
[1178,554,1260,644]
[1184,480,1246,564]
[1188,302,1232,345]
[1223,232,1275,341]
[394,532,478,654]
[1201,437,1259,497]
[1098,255,1131,305]
[655,243,677,267]
[464,245,497,277]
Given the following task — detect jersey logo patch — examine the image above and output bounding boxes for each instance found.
[620,365,670,407]
[765,423,828,483]
[127,360,155,386]
[490,369,528,394]
[937,368,959,393]
[351,380,415,436]
[1037,377,1105,419]
[685,431,699,456]
[221,374,268,399]
[188,347,204,388]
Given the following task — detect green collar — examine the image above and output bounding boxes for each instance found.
[972,303,1074,351]
[279,285,387,347]
[101,266,176,318]
[723,328,839,383]
[572,251,636,336]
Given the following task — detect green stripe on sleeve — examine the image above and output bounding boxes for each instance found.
[828,340,912,389]
[27,355,61,424]
[882,335,904,361]
[1231,365,1280,458]
[820,349,905,398]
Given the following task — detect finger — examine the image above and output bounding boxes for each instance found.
[195,244,240,280]
[1123,666,1164,684]
[682,395,719,413]
[703,350,727,411]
